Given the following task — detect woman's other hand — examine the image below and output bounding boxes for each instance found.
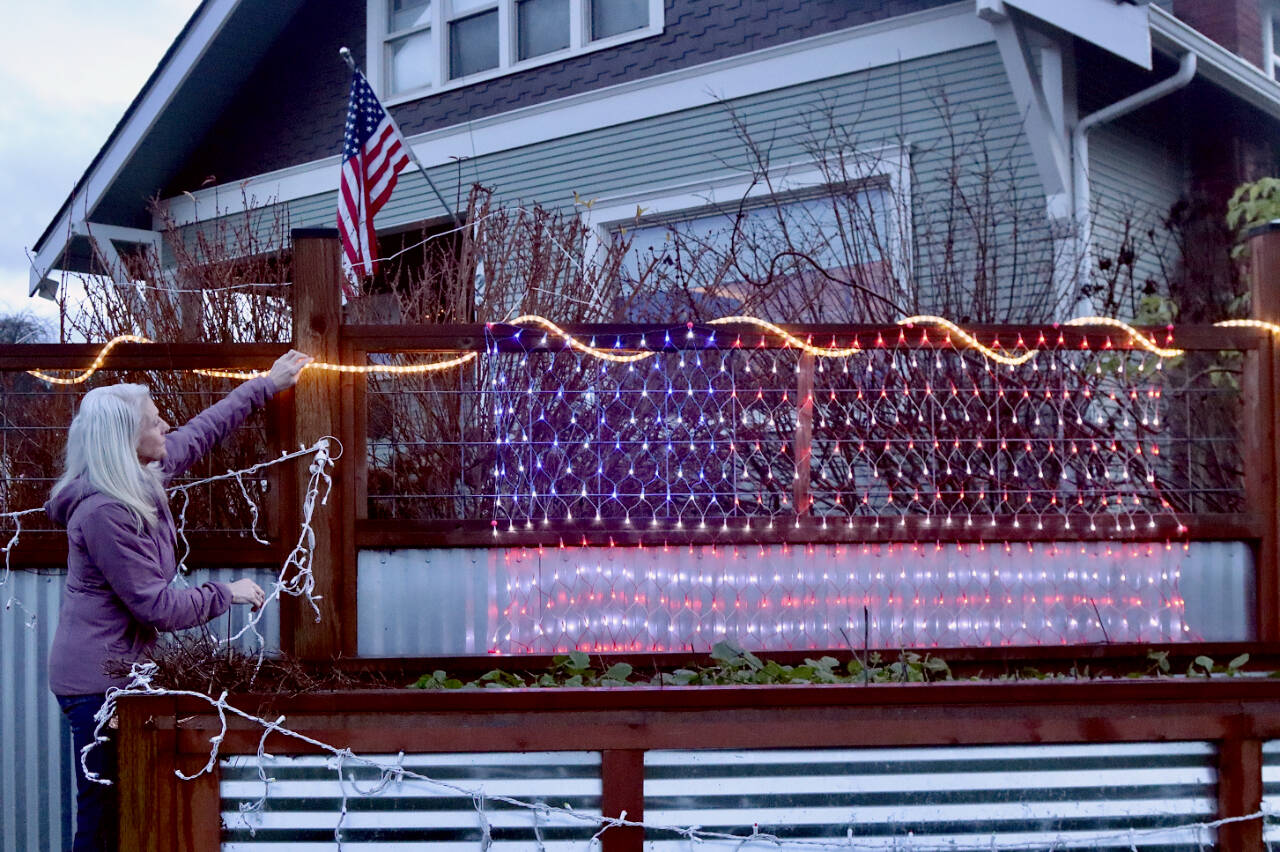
[228,578,267,611]
[267,349,313,391]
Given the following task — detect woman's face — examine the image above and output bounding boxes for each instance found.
[136,397,170,463]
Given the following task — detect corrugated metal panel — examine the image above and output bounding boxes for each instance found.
[645,743,1218,849]
[188,42,1054,318]
[220,751,602,851]
[1262,740,1280,844]
[357,541,1252,657]
[0,570,71,852]
[0,566,280,852]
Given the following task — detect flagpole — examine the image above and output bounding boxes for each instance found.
[339,47,458,224]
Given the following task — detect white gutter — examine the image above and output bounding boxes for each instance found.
[1150,5,1280,123]
[1071,50,1197,311]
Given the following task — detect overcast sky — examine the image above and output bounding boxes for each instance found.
[0,0,200,337]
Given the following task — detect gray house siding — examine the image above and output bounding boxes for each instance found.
[184,41,1056,320]
[1079,48,1190,317]
[163,0,959,197]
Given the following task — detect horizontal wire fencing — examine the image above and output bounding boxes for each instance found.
[0,371,273,536]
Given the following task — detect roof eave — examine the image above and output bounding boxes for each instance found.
[1149,4,1280,122]
[28,0,241,294]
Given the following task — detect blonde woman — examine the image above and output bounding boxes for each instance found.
[45,349,310,852]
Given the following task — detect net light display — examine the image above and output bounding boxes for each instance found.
[472,320,1204,653]
[489,541,1190,653]
[484,323,1182,535]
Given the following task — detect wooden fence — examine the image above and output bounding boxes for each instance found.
[5,227,1280,656]
[9,227,1280,848]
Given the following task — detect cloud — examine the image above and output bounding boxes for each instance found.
[0,1,198,110]
[0,0,199,307]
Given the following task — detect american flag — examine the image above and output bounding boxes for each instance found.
[337,71,411,294]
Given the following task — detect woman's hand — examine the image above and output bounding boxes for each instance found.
[267,349,313,391]
[228,578,267,611]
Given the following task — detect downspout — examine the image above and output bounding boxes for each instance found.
[1071,50,1197,314]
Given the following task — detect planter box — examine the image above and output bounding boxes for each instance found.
[118,678,1280,850]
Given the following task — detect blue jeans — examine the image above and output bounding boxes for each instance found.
[57,694,117,852]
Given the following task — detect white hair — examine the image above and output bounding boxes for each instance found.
[52,383,164,530]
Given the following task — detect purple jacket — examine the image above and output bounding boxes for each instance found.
[46,377,277,695]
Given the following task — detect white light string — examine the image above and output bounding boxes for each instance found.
[226,436,339,652]
[0,507,49,627]
[0,438,337,636]
[86,660,1268,852]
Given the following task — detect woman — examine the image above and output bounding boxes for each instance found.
[45,349,311,852]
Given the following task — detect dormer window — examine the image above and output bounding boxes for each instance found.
[370,0,664,103]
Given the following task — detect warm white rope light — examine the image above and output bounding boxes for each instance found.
[503,315,655,363]
[25,314,1222,385]
[24,334,478,384]
[26,334,152,384]
[1214,317,1280,336]
[1063,316,1184,358]
[707,315,863,356]
[897,316,1037,366]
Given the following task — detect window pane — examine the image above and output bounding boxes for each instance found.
[387,29,433,93]
[617,188,895,322]
[389,0,431,32]
[518,0,570,60]
[450,10,500,78]
[591,0,648,40]
[451,0,494,15]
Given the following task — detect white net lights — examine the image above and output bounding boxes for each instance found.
[477,327,1221,534]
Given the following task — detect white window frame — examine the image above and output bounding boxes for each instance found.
[1266,0,1280,82]
[368,0,664,105]
[581,146,914,308]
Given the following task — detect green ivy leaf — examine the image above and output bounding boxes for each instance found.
[711,640,744,663]
[604,662,633,682]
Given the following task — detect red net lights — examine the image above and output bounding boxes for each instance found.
[491,541,1190,653]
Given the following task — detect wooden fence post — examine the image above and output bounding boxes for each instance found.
[284,229,348,659]
[600,749,644,852]
[1217,737,1262,849]
[793,352,815,516]
[1248,221,1280,642]
[118,696,178,852]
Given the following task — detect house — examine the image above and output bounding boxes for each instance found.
[27,0,1280,324]
[12,0,1280,849]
